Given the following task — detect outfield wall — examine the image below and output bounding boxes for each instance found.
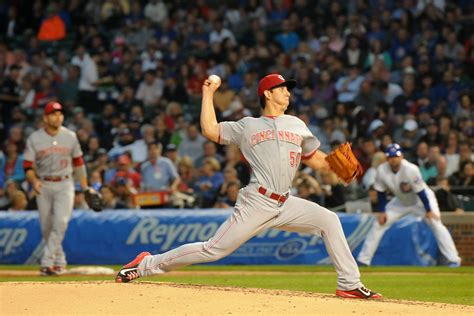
[0,209,453,266]
[441,213,474,266]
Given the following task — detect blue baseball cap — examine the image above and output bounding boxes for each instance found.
[385,143,403,157]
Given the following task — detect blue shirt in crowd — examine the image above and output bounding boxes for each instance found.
[140,157,179,191]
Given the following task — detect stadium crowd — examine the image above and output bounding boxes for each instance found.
[0,0,472,211]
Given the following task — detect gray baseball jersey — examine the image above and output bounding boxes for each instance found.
[219,115,320,193]
[137,115,363,291]
[24,126,82,268]
[24,126,83,178]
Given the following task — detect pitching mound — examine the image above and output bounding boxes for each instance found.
[1,282,473,315]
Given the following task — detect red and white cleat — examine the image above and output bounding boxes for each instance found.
[115,252,151,283]
[336,286,383,299]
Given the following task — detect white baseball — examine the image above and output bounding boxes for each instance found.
[208,74,221,85]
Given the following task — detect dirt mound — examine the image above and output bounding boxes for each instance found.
[1,281,473,315]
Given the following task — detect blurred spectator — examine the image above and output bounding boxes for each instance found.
[140,142,180,192]
[109,154,141,191]
[444,131,460,177]
[435,177,464,213]
[144,0,168,25]
[362,152,386,191]
[7,189,28,211]
[454,160,474,195]
[342,36,366,68]
[195,141,225,169]
[0,64,21,127]
[217,166,241,200]
[163,143,179,166]
[177,156,197,195]
[454,92,472,122]
[357,137,379,176]
[37,4,66,42]
[427,155,456,186]
[135,69,163,108]
[214,181,240,208]
[415,141,429,168]
[320,171,346,208]
[459,142,474,169]
[209,19,236,46]
[295,172,322,204]
[193,157,224,208]
[19,76,36,114]
[420,145,441,182]
[313,69,336,114]
[108,126,147,164]
[71,45,98,113]
[114,177,134,208]
[222,144,250,186]
[274,19,300,53]
[89,170,103,192]
[393,119,422,158]
[73,186,89,210]
[420,119,442,146]
[335,65,364,102]
[177,123,206,164]
[0,179,20,210]
[100,184,128,209]
[354,80,384,114]
[2,142,24,182]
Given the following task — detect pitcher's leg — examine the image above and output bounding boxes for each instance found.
[273,196,361,290]
[139,206,277,277]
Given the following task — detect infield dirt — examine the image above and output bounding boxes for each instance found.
[1,281,473,315]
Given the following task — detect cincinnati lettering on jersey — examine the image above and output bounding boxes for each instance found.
[37,146,71,159]
[251,130,302,147]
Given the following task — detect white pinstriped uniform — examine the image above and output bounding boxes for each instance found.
[358,159,461,265]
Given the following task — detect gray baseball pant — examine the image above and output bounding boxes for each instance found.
[138,183,362,290]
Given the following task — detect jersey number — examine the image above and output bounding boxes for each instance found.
[289,151,301,167]
[60,159,68,169]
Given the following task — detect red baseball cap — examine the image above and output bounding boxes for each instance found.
[257,74,296,97]
[44,102,63,115]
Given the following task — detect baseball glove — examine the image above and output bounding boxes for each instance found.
[84,188,105,212]
[325,142,363,184]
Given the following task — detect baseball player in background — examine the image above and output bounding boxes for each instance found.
[116,74,382,299]
[23,102,90,276]
[357,144,461,267]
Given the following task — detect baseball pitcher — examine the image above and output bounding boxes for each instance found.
[357,143,461,267]
[23,102,90,276]
[116,74,382,299]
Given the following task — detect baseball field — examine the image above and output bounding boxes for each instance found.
[1,265,473,315]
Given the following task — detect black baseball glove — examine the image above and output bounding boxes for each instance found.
[84,188,105,212]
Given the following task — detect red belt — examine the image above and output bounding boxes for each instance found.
[42,175,69,182]
[258,186,288,204]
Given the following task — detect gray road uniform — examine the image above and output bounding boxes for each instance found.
[138,115,363,290]
[24,126,83,268]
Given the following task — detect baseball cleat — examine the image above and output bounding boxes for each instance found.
[336,286,383,299]
[53,266,67,275]
[40,266,59,276]
[115,251,151,283]
[447,262,461,268]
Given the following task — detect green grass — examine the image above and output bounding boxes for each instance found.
[1,265,473,306]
